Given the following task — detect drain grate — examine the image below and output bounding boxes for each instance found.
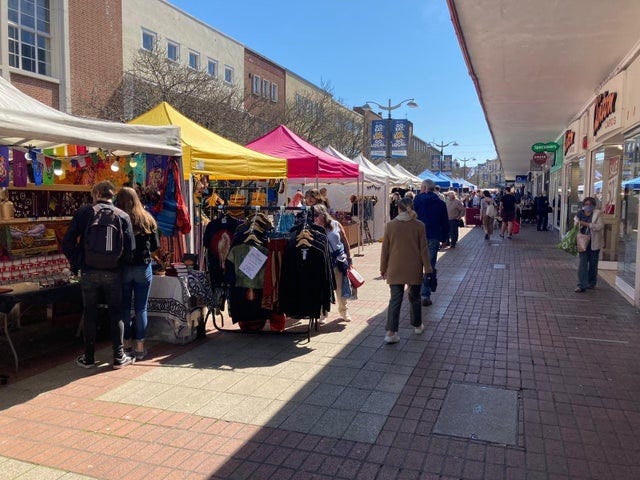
[433,383,518,445]
[493,263,507,269]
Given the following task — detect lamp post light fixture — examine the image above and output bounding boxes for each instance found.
[430,140,459,173]
[361,98,418,160]
[458,157,475,180]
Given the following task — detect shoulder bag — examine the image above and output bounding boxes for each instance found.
[577,227,591,252]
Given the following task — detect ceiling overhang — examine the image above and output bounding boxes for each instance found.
[447,0,640,179]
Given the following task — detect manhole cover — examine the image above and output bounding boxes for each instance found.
[433,383,518,445]
[493,264,506,269]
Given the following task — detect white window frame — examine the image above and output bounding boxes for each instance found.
[270,83,278,102]
[141,28,156,51]
[262,79,269,99]
[188,50,200,70]
[207,58,218,77]
[8,0,52,76]
[252,74,261,95]
[166,40,179,62]
[224,65,234,85]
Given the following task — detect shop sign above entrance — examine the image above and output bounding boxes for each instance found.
[531,142,560,153]
[532,152,548,165]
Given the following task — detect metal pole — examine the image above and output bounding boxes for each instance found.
[386,99,392,162]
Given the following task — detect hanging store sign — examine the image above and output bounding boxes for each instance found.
[564,129,576,155]
[532,152,548,165]
[593,91,617,137]
[531,142,559,153]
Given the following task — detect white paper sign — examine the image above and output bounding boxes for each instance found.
[238,246,267,280]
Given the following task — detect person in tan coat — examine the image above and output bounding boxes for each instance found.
[380,197,432,344]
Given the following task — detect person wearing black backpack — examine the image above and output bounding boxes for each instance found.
[62,180,136,369]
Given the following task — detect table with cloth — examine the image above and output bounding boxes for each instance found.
[146,271,214,344]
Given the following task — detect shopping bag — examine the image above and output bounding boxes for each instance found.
[347,266,365,288]
[557,224,578,256]
[512,219,520,235]
[577,231,591,252]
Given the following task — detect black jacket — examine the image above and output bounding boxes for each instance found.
[62,201,135,273]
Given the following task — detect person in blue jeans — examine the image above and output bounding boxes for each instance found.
[115,187,159,360]
[573,197,604,293]
[62,181,136,369]
[413,179,449,306]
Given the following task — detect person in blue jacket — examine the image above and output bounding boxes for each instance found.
[413,179,449,306]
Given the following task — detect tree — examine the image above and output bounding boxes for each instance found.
[83,42,363,155]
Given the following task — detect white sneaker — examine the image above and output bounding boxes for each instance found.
[414,324,424,335]
[384,333,400,344]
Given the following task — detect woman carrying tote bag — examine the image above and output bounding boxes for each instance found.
[573,196,604,293]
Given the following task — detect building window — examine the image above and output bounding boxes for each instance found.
[224,65,234,85]
[270,83,278,102]
[252,75,261,95]
[207,59,218,77]
[262,79,270,98]
[141,28,156,51]
[188,51,200,70]
[167,41,179,62]
[8,0,51,76]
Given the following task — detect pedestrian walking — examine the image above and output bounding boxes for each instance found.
[413,179,449,306]
[480,190,497,240]
[380,197,432,344]
[62,180,136,369]
[445,191,465,248]
[534,191,550,231]
[574,197,604,292]
[313,204,352,322]
[499,186,517,238]
[114,186,159,361]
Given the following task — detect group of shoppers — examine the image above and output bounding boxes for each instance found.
[62,181,159,369]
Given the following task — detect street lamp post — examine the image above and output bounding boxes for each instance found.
[431,140,459,172]
[458,157,475,181]
[361,98,418,161]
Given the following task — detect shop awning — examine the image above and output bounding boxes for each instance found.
[0,77,181,156]
[246,125,359,179]
[129,102,286,180]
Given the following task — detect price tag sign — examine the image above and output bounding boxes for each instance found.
[239,246,267,280]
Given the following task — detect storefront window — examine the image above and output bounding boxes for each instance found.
[617,136,640,289]
[566,156,585,231]
[592,150,604,207]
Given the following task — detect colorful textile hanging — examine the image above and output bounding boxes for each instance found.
[12,149,28,187]
[43,157,55,185]
[0,147,9,187]
[32,154,44,186]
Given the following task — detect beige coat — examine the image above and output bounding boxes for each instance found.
[574,209,605,250]
[380,213,432,285]
[446,198,466,220]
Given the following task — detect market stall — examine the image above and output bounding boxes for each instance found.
[0,77,182,369]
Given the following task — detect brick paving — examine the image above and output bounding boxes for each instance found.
[1,224,640,479]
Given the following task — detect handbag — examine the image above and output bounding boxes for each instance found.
[347,266,365,288]
[485,202,497,218]
[577,229,591,252]
[512,219,520,234]
[457,218,464,228]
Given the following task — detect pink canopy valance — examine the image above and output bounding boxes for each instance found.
[246,125,359,179]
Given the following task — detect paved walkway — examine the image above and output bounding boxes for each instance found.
[1,224,639,479]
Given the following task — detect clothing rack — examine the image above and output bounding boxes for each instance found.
[203,204,319,341]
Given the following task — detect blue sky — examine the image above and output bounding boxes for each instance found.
[168,0,496,165]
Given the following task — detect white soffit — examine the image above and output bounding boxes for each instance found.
[449,0,640,178]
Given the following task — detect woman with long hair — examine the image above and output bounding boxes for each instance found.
[115,187,159,360]
[313,204,352,322]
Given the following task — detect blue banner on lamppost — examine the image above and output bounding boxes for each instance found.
[431,154,441,171]
[442,155,453,175]
[391,119,409,157]
[370,120,387,159]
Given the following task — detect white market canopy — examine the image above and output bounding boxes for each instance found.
[0,77,181,156]
[351,154,391,186]
[393,164,423,184]
[377,161,416,187]
[324,146,388,186]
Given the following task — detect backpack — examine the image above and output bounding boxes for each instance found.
[83,204,124,269]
